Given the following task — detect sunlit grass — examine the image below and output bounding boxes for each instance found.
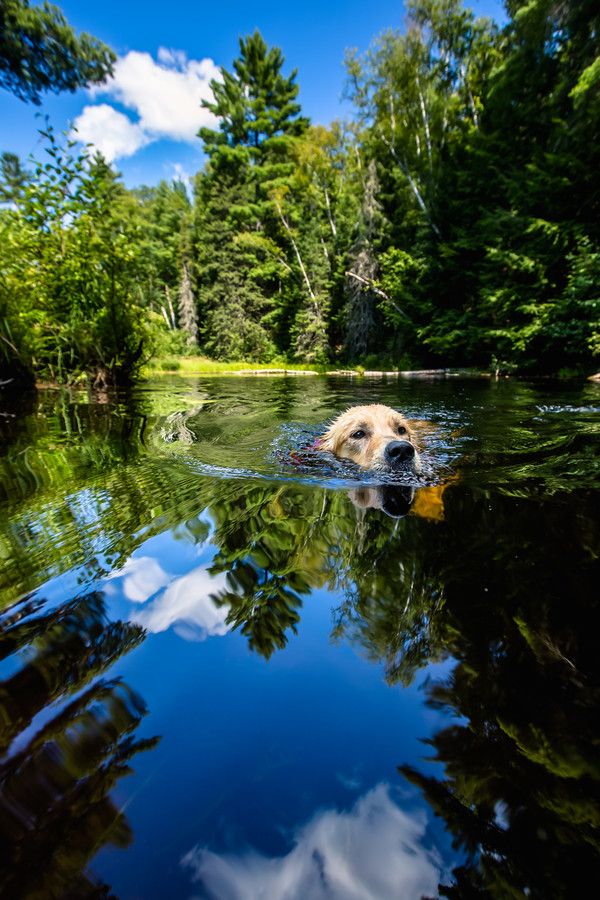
[142,355,346,376]
[140,356,493,378]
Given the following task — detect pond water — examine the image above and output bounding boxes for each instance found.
[0,374,599,899]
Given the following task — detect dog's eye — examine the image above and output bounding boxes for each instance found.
[351,429,366,439]
[397,425,407,435]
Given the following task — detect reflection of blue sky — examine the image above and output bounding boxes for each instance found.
[12,501,461,896]
[16,508,229,642]
[182,782,446,899]
[91,562,460,897]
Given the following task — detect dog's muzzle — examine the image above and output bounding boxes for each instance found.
[384,440,416,469]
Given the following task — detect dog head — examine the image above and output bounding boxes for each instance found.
[320,404,421,473]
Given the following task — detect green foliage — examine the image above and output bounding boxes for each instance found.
[0,0,115,104]
[397,486,600,898]
[342,0,599,373]
[3,4,600,379]
[0,128,153,384]
[133,178,192,300]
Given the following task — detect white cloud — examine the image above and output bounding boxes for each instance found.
[74,47,220,160]
[103,50,219,141]
[157,47,189,69]
[182,784,445,900]
[72,103,150,162]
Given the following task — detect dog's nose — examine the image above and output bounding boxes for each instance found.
[385,440,415,466]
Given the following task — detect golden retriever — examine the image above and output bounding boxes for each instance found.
[319,404,421,474]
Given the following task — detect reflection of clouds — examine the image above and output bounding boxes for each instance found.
[132,567,229,639]
[182,784,444,899]
[109,556,230,640]
[117,556,171,602]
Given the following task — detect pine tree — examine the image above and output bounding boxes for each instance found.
[194,149,274,360]
[195,30,309,359]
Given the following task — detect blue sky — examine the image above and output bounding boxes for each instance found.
[0,1,506,187]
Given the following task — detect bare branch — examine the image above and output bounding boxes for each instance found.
[275,200,317,302]
[323,187,337,238]
[345,270,413,322]
[416,75,433,171]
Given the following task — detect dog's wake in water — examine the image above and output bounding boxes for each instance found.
[154,405,453,519]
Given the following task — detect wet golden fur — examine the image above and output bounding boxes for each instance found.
[320,404,421,472]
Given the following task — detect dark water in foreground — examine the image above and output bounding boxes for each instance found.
[0,375,599,899]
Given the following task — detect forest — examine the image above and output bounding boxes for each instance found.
[0,0,599,385]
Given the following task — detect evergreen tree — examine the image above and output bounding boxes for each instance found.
[195,30,309,359]
[1,0,599,377]
[194,149,276,359]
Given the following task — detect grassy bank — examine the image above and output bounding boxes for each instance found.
[142,356,340,376]
[141,356,498,378]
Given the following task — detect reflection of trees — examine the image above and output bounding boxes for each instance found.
[0,386,447,663]
[158,475,600,896]
[0,390,209,606]
[206,484,333,657]
[200,472,598,894]
[331,508,445,684]
[0,590,145,747]
[0,382,450,667]
[392,487,600,897]
[201,480,446,663]
[0,590,158,897]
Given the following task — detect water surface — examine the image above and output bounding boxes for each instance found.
[1,375,599,898]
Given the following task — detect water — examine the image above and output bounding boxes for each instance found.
[0,375,599,899]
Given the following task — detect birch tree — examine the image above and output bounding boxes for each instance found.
[345,0,499,241]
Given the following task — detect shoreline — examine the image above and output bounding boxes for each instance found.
[22,367,600,390]
[141,365,494,379]
[2,365,596,392]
